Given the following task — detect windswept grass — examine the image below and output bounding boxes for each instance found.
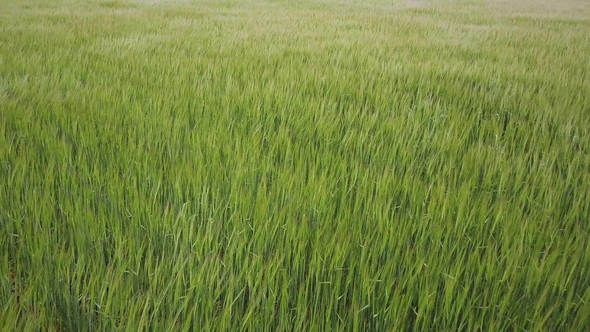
[1,0,589,330]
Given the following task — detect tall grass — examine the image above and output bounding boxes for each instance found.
[1,0,589,330]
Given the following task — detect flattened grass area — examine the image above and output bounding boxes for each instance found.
[1,0,589,330]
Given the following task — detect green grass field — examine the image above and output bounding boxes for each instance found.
[1,0,589,330]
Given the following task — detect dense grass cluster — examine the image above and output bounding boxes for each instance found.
[1,0,589,330]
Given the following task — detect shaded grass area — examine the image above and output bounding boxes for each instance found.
[1,0,590,330]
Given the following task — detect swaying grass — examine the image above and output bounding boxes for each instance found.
[1,0,589,330]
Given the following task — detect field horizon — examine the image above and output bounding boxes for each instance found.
[1,0,589,330]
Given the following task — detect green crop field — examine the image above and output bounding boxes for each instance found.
[1,0,589,330]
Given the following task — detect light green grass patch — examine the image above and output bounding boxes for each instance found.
[1,0,589,330]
